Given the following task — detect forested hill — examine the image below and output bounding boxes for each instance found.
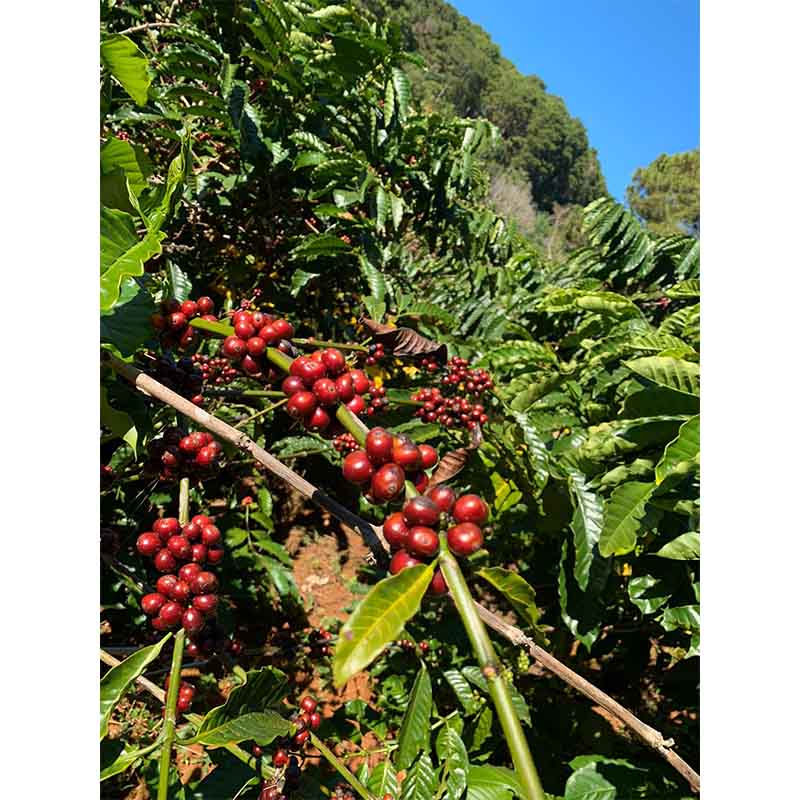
[360,0,607,211]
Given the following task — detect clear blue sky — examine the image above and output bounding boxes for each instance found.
[449,0,699,202]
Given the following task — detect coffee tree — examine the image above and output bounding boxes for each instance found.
[100,2,700,799]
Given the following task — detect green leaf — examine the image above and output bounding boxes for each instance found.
[396,664,432,769]
[290,268,320,297]
[188,710,290,748]
[466,765,522,800]
[469,707,493,752]
[400,751,437,800]
[358,254,387,302]
[191,666,288,746]
[100,278,156,356]
[443,669,479,714]
[476,341,559,369]
[166,261,192,303]
[392,67,411,122]
[665,278,700,298]
[101,35,152,106]
[660,604,700,632]
[558,540,606,652]
[566,470,605,592]
[598,482,654,557]
[333,564,434,687]
[100,385,138,454]
[509,411,550,490]
[376,185,389,232]
[290,233,350,261]
[564,763,617,800]
[476,567,543,633]
[628,575,670,615]
[100,739,160,781]
[390,192,404,229]
[100,635,170,739]
[624,356,699,397]
[654,531,700,560]
[655,415,699,484]
[396,302,456,329]
[368,760,399,799]
[436,726,469,800]
[461,667,530,726]
[100,207,164,311]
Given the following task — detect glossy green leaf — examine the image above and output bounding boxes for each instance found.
[461,666,530,726]
[660,604,700,632]
[392,67,411,122]
[100,208,164,311]
[333,564,434,687]
[466,765,522,800]
[566,470,605,591]
[289,233,350,260]
[368,760,399,799]
[558,540,606,652]
[624,356,699,397]
[100,635,170,739]
[598,481,654,557]
[510,410,550,490]
[358,254,388,302]
[396,664,432,769]
[476,567,543,633]
[188,710,290,748]
[443,669,479,714]
[400,752,437,800]
[654,531,700,560]
[436,726,469,800]
[376,185,389,232]
[476,340,559,369]
[100,738,160,781]
[391,192,404,228]
[290,268,320,296]
[665,278,700,298]
[100,385,138,454]
[564,763,617,800]
[396,302,456,329]
[627,575,670,615]
[100,278,156,356]
[101,35,152,105]
[166,260,192,303]
[469,707,493,752]
[655,415,699,484]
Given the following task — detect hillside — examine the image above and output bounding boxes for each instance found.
[361,0,607,212]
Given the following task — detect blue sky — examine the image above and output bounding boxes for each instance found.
[449,0,699,202]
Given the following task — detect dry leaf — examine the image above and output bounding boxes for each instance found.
[360,317,448,361]
[427,424,483,486]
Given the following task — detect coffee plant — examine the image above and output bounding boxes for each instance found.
[100,3,699,799]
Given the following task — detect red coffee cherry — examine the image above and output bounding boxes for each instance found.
[232,310,252,327]
[342,450,374,484]
[153,518,180,539]
[312,378,339,406]
[407,526,440,558]
[159,601,184,627]
[428,569,448,595]
[418,444,438,470]
[151,616,170,632]
[402,496,441,527]
[389,549,422,574]
[334,373,355,402]
[169,312,188,330]
[293,730,310,746]
[168,580,192,604]
[260,323,279,344]
[273,750,289,767]
[409,471,429,494]
[446,522,484,556]
[427,485,456,514]
[185,641,200,658]
[194,447,216,468]
[136,532,161,557]
[287,391,317,419]
[452,494,489,525]
[270,319,294,340]
[250,311,272,329]
[299,696,317,713]
[321,348,346,376]
[346,395,366,415]
[392,441,422,471]
[181,300,199,318]
[197,297,214,314]
[223,335,247,361]
[350,369,370,394]
[201,525,222,546]
[191,543,207,563]
[182,522,202,541]
[383,512,409,550]
[371,463,405,503]
[365,428,394,465]
[309,712,322,730]
[304,405,331,432]
[193,594,218,615]
[190,571,218,594]
[141,593,166,615]
[156,574,179,596]
[234,320,256,340]
[178,563,202,583]
[282,375,306,396]
[206,545,225,564]
[192,514,212,528]
[167,535,192,560]
[246,336,267,356]
[291,356,326,387]
[240,354,261,375]
[179,435,200,454]
[182,607,205,634]
[154,549,178,573]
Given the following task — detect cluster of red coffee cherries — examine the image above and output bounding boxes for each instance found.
[190,352,240,389]
[441,357,494,396]
[221,310,295,378]
[144,427,223,481]
[137,513,223,636]
[151,296,219,351]
[411,388,489,431]
[164,674,196,715]
[364,342,385,366]
[385,489,489,593]
[341,428,438,504]
[282,349,375,431]
[332,432,360,454]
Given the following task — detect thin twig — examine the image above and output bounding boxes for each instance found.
[103,353,699,793]
[118,22,180,36]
